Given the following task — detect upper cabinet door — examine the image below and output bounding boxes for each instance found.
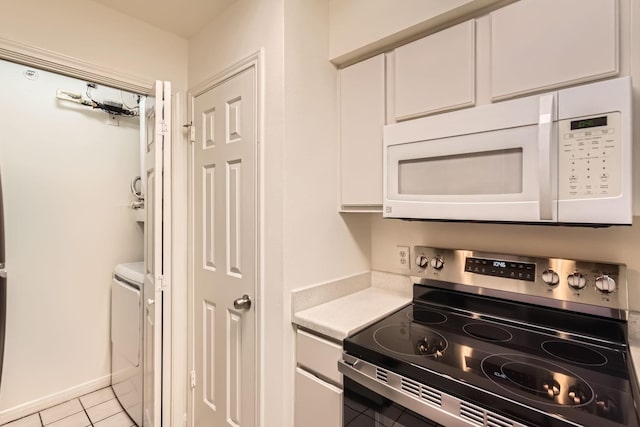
[394,20,476,121]
[339,54,385,210]
[490,0,618,100]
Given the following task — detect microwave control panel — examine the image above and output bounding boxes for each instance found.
[558,112,622,200]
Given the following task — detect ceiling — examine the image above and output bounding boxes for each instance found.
[91,0,237,38]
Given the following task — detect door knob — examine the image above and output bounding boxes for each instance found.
[233,294,252,310]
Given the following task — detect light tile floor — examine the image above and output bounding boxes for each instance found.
[1,387,135,427]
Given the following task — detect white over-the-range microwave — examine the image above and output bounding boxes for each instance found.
[383,77,632,225]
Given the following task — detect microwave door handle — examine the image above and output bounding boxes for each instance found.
[538,94,555,221]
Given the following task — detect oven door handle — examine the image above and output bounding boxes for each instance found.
[338,360,476,426]
[338,359,529,427]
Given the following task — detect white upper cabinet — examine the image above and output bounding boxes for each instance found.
[339,54,386,210]
[394,20,476,120]
[337,0,623,213]
[490,0,619,100]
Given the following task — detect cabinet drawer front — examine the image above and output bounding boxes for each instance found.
[296,330,343,385]
[294,368,342,427]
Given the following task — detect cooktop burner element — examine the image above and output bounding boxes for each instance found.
[463,322,513,342]
[341,247,639,427]
[481,353,594,406]
[373,324,447,358]
[407,309,447,324]
[542,340,608,366]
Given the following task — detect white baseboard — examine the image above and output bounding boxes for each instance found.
[0,375,111,425]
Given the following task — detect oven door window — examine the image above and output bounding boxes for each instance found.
[344,378,442,427]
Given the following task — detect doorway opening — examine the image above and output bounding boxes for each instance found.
[0,58,160,426]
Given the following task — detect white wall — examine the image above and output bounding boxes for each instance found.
[0,0,189,91]
[283,0,371,425]
[188,1,286,425]
[0,60,143,418]
[283,1,371,301]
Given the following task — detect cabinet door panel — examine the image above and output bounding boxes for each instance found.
[491,0,618,100]
[294,368,342,427]
[339,54,385,209]
[394,20,475,120]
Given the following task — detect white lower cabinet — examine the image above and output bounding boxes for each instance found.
[294,329,343,427]
[294,367,343,427]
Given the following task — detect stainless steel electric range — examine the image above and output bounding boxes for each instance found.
[340,247,640,427]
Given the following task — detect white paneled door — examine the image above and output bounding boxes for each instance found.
[144,80,171,427]
[191,64,257,427]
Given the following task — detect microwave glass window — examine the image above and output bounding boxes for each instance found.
[398,148,523,195]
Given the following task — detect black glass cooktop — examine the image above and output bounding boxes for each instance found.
[343,286,639,427]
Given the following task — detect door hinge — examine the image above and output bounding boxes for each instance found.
[156,274,168,292]
[190,370,197,389]
[183,121,195,143]
[160,120,169,136]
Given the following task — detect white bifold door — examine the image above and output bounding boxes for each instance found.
[144,80,172,427]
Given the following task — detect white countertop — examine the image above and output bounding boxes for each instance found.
[293,287,411,340]
[291,271,412,341]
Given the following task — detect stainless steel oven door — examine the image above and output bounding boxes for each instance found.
[339,357,528,427]
[344,376,441,427]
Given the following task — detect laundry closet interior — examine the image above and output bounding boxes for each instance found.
[0,58,153,425]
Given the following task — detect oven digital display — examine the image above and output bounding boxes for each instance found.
[465,257,535,281]
[570,115,607,130]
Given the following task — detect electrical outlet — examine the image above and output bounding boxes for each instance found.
[395,246,410,271]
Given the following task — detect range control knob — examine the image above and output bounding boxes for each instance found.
[542,269,560,286]
[430,256,444,270]
[595,275,617,294]
[595,396,616,416]
[542,378,561,400]
[568,386,588,405]
[415,255,429,269]
[567,272,587,290]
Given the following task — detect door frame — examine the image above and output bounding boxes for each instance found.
[187,49,264,427]
[0,37,182,427]
[0,36,153,94]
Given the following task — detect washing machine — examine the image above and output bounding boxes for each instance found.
[111,262,144,426]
